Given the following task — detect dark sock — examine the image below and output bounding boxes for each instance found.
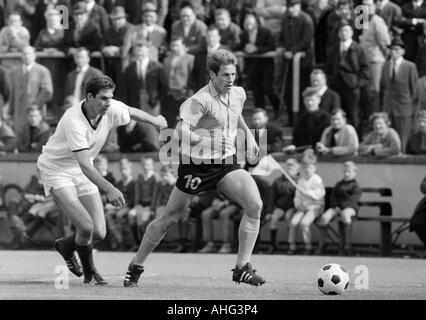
[76,243,95,276]
[26,217,44,238]
[270,229,277,248]
[22,213,35,225]
[61,234,76,256]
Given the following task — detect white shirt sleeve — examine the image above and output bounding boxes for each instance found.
[65,116,89,152]
[108,100,131,128]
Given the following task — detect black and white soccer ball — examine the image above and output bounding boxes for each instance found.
[317,263,350,295]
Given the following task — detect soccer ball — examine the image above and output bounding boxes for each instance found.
[317,263,350,295]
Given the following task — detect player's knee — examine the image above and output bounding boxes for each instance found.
[93,226,107,242]
[79,222,94,239]
[244,199,263,219]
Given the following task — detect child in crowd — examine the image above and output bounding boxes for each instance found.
[316,161,362,256]
[104,158,136,251]
[264,158,299,254]
[288,149,325,255]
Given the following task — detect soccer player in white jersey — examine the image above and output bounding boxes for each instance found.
[124,49,265,287]
[37,76,167,285]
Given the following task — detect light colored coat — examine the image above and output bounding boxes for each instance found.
[320,124,359,156]
[359,15,390,63]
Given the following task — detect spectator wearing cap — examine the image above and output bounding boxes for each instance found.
[326,20,369,131]
[394,0,426,62]
[119,0,168,27]
[123,40,167,116]
[359,112,402,157]
[288,149,325,255]
[375,0,402,34]
[162,37,194,128]
[168,0,210,27]
[277,0,315,126]
[415,21,426,78]
[84,0,110,37]
[63,1,102,54]
[171,3,207,55]
[122,2,167,69]
[34,8,64,51]
[284,87,330,153]
[358,0,390,113]
[406,110,426,154]
[0,12,31,53]
[317,108,359,156]
[380,37,418,150]
[214,8,241,50]
[310,68,341,113]
[103,6,133,55]
[237,12,280,117]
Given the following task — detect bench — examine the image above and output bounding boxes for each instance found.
[324,187,411,256]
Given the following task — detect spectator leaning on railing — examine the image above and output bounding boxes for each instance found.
[0,12,31,53]
[406,110,426,155]
[34,7,64,52]
[17,106,50,153]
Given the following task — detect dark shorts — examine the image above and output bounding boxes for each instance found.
[176,158,241,195]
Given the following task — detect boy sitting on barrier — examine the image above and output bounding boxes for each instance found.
[316,161,362,256]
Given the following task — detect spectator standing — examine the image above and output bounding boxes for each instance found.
[310,68,341,113]
[118,0,168,27]
[317,108,359,156]
[214,8,241,50]
[359,112,402,156]
[254,0,287,41]
[9,46,53,133]
[17,106,50,153]
[415,21,426,78]
[84,0,110,37]
[375,0,402,34]
[34,7,64,51]
[381,37,418,149]
[64,47,103,102]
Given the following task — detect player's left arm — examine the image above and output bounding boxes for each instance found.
[128,107,168,130]
[238,114,259,157]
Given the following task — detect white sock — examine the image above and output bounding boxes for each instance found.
[236,215,260,268]
[133,219,167,266]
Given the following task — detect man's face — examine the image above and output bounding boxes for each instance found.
[143,11,157,26]
[74,12,88,26]
[288,4,301,17]
[304,95,320,112]
[120,161,132,179]
[373,117,387,135]
[331,112,346,129]
[310,73,325,88]
[339,25,353,41]
[206,29,221,47]
[252,112,268,129]
[141,160,154,175]
[180,8,195,26]
[215,13,230,30]
[362,0,376,15]
[9,14,22,28]
[74,50,90,68]
[243,15,257,32]
[210,64,237,94]
[170,40,185,55]
[87,89,114,116]
[390,46,404,60]
[338,4,351,16]
[46,13,61,28]
[134,45,150,60]
[417,117,426,132]
[22,47,36,65]
[112,17,126,29]
[27,110,42,127]
[95,159,108,173]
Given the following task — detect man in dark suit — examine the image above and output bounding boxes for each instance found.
[326,20,369,130]
[310,68,341,113]
[381,37,419,150]
[237,12,280,118]
[251,108,284,154]
[84,0,110,36]
[395,0,426,62]
[64,47,103,102]
[63,1,103,54]
[17,106,50,153]
[123,40,167,115]
[117,0,168,26]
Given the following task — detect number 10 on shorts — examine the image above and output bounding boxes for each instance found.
[184,175,202,191]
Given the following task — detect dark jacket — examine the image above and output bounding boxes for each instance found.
[17,121,51,153]
[406,131,426,155]
[329,179,362,211]
[293,109,330,148]
[410,175,426,231]
[319,88,341,113]
[117,122,160,153]
[63,21,103,52]
[116,179,136,208]
[266,175,296,213]
[88,3,110,36]
[65,66,103,101]
[134,174,158,207]
[104,23,133,47]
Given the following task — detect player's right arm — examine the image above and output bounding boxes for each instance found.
[74,150,125,207]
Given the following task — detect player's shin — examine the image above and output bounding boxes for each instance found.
[236,215,260,268]
[76,243,96,276]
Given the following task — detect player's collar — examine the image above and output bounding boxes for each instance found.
[81,101,104,130]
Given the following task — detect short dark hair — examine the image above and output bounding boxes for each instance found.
[252,108,268,117]
[207,49,238,75]
[369,112,391,128]
[330,108,346,118]
[207,24,220,34]
[86,76,116,97]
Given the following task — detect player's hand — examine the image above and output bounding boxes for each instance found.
[153,115,168,130]
[106,186,126,208]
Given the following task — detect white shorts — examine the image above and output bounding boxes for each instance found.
[37,158,99,197]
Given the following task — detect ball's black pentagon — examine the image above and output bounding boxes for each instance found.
[344,281,349,290]
[318,278,324,287]
[340,266,347,273]
[331,275,341,284]
[328,291,338,295]
[323,265,332,271]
